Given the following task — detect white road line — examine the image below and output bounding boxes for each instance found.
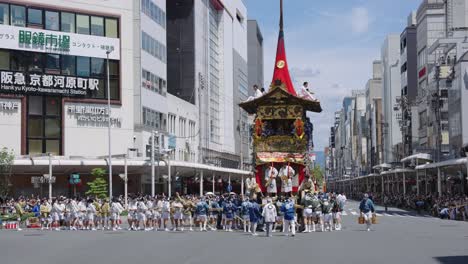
[396,214,405,217]
[350,211,358,216]
[342,211,348,216]
[384,213,392,216]
[376,213,383,216]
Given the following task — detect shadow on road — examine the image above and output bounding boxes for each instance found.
[434,256,468,264]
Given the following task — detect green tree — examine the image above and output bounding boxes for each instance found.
[86,168,108,199]
[312,165,324,186]
[0,148,15,198]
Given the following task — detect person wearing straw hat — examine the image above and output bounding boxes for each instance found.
[359,193,375,231]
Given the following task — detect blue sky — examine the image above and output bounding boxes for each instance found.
[243,0,421,150]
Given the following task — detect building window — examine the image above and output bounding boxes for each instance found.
[105,18,118,38]
[29,53,44,73]
[10,5,25,27]
[142,107,166,130]
[76,14,90,35]
[141,31,166,63]
[27,96,62,155]
[91,16,104,36]
[27,8,43,28]
[61,12,75,33]
[0,3,9,25]
[0,50,9,70]
[141,0,166,29]
[76,56,90,77]
[91,58,105,77]
[45,54,60,74]
[141,68,166,96]
[61,55,76,75]
[45,11,59,30]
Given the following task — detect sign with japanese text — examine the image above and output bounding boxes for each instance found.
[67,104,121,127]
[0,70,100,97]
[0,24,120,60]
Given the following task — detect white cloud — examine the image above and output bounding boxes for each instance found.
[350,7,370,34]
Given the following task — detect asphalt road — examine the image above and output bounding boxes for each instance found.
[0,200,467,264]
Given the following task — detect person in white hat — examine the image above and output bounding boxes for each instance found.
[262,198,277,237]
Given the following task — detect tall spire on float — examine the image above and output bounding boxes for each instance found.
[271,0,297,95]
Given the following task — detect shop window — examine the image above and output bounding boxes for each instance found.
[91,16,104,36]
[10,51,27,71]
[0,3,9,25]
[28,140,42,154]
[61,55,76,75]
[45,54,60,74]
[76,56,90,77]
[45,119,60,137]
[28,119,43,137]
[45,97,60,116]
[27,8,43,28]
[45,11,59,31]
[0,50,9,70]
[27,96,61,155]
[61,12,75,33]
[28,96,42,115]
[28,53,44,73]
[76,14,90,35]
[91,58,105,77]
[45,140,60,155]
[11,5,25,27]
[105,18,118,38]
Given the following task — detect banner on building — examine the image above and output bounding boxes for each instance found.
[0,24,120,60]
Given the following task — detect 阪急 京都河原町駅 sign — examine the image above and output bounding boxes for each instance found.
[0,70,101,97]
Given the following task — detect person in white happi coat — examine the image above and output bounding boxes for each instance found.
[127,198,138,230]
[77,199,87,230]
[299,82,316,101]
[136,198,148,231]
[171,198,184,231]
[161,198,171,231]
[145,198,154,230]
[51,199,65,231]
[110,198,124,231]
[85,199,97,231]
[265,165,278,197]
[279,165,295,195]
[262,198,277,237]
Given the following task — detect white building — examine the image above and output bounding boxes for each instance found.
[381,34,402,163]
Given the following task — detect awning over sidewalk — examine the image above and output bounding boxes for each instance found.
[415,158,467,170]
[401,153,432,163]
[11,157,251,177]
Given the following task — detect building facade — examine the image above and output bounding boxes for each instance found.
[0,0,134,157]
[381,34,402,163]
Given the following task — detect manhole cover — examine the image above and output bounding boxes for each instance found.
[24,234,44,237]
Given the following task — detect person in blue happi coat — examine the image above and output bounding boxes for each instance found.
[248,199,262,236]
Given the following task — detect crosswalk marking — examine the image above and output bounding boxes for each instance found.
[341,211,348,216]
[350,211,358,216]
[376,213,383,216]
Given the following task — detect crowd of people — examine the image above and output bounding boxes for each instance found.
[0,191,354,235]
[347,192,467,221]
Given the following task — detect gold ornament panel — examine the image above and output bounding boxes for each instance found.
[257,105,303,119]
[254,135,307,153]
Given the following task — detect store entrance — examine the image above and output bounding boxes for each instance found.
[26,96,62,155]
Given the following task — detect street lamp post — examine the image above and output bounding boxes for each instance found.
[106,48,113,199]
[151,130,159,197]
[48,153,52,200]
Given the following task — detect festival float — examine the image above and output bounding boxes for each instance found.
[239,0,322,197]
